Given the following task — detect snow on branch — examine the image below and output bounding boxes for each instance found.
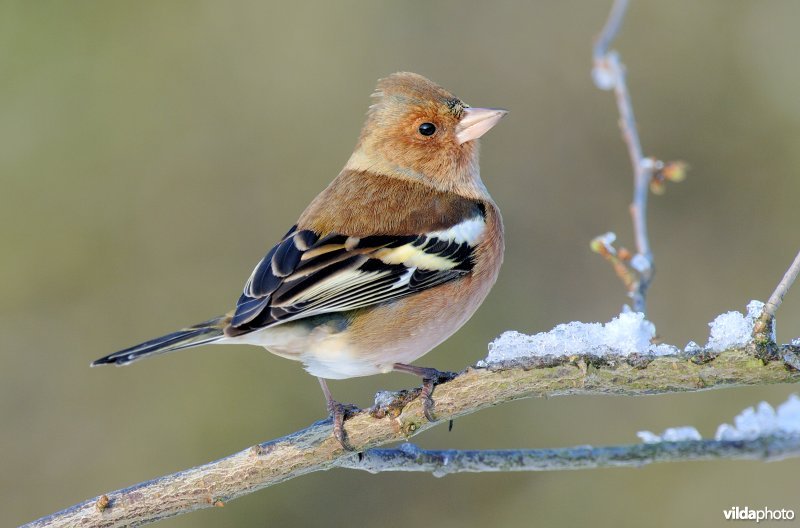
[640,394,800,443]
[481,301,769,365]
[339,433,800,474]
[341,395,800,475]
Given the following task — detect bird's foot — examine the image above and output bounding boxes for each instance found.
[318,377,359,451]
[393,364,456,422]
[327,400,360,451]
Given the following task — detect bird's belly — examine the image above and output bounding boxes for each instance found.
[220,250,501,380]
[220,317,382,379]
[221,311,453,380]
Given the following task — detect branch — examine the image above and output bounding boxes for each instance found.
[592,0,629,64]
[23,345,800,528]
[593,0,653,313]
[340,435,800,475]
[754,249,800,345]
[592,0,687,313]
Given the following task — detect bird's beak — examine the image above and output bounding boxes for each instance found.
[455,107,508,144]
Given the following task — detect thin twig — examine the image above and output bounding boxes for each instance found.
[754,249,800,344]
[592,0,630,63]
[592,0,655,313]
[21,345,800,528]
[340,436,800,475]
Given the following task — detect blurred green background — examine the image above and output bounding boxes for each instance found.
[3,1,800,526]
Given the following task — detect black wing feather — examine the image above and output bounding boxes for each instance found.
[230,221,481,333]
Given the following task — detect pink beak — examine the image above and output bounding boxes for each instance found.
[455,107,508,144]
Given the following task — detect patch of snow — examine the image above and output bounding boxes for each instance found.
[637,426,702,444]
[373,390,399,408]
[484,299,772,365]
[649,343,680,356]
[630,253,651,273]
[592,66,616,91]
[706,300,765,352]
[596,232,617,254]
[661,426,703,442]
[714,394,800,441]
[485,312,671,362]
[603,312,655,353]
[684,341,703,354]
[636,430,662,444]
[637,395,800,444]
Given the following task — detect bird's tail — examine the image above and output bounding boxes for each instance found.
[91,315,230,367]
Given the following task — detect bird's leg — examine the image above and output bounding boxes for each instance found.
[318,377,358,451]
[392,363,456,422]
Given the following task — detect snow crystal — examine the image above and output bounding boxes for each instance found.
[637,426,702,444]
[485,312,671,363]
[706,300,765,352]
[714,394,800,441]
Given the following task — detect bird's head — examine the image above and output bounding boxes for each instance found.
[346,72,507,195]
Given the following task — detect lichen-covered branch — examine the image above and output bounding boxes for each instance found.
[22,345,800,528]
[339,435,800,475]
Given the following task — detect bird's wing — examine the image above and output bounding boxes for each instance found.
[228,216,485,332]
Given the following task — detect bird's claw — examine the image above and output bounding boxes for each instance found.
[328,401,360,451]
[419,369,456,422]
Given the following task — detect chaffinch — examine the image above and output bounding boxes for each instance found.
[93,72,507,447]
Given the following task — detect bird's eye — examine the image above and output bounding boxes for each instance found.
[418,122,436,136]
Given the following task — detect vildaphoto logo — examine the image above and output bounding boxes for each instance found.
[723,506,795,522]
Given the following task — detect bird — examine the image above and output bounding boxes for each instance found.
[92,72,507,448]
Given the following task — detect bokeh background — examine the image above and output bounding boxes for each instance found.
[3,1,800,526]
